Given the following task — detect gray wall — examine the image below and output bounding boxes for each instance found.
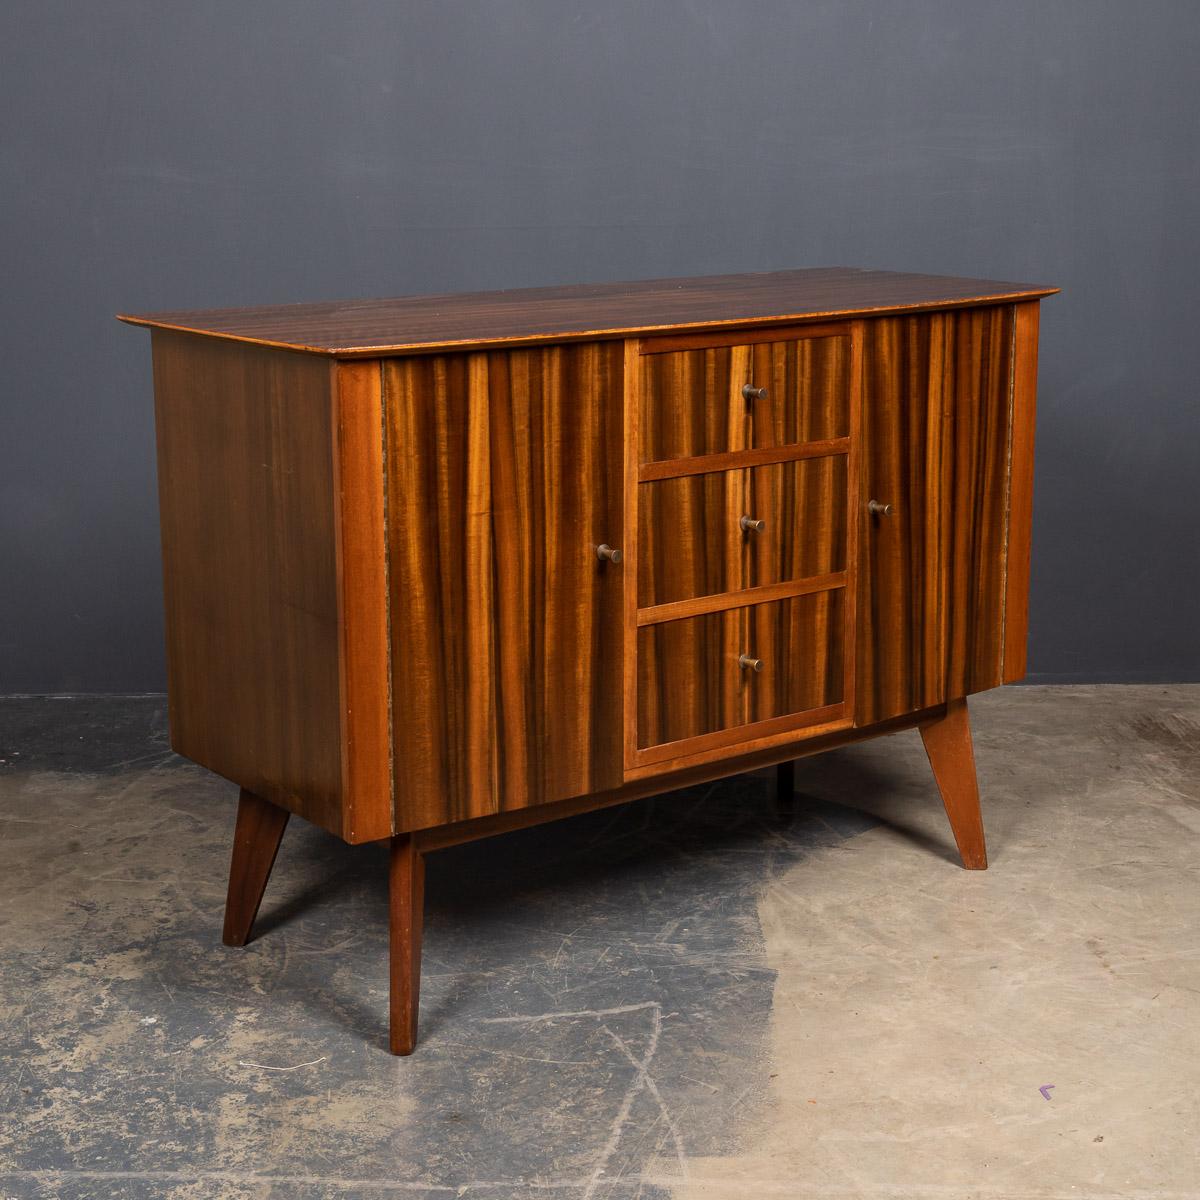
[2,0,1197,692]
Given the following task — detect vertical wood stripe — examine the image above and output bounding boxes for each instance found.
[332,360,393,841]
[1002,301,1041,683]
[944,305,1015,698]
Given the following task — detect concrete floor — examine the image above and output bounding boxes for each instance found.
[0,685,1197,1199]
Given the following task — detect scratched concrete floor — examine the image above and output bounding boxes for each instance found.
[0,685,1197,1200]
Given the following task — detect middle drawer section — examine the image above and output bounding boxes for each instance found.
[638,455,847,609]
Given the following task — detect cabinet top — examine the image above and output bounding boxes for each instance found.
[118,267,1056,358]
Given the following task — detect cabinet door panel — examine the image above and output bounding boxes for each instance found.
[385,342,625,831]
[856,314,947,725]
[856,306,1016,725]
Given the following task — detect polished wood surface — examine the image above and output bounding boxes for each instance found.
[1002,301,1041,683]
[856,313,947,726]
[129,271,1052,1055]
[389,834,425,1056]
[331,361,393,842]
[638,471,741,607]
[919,698,987,870]
[856,304,1032,725]
[746,455,847,587]
[627,323,861,773]
[638,328,850,465]
[385,342,625,831]
[636,590,846,754]
[120,269,1057,357]
[221,789,289,947]
[152,332,345,835]
[637,456,846,608]
[945,304,1016,697]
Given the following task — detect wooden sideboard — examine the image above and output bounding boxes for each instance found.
[120,268,1056,1054]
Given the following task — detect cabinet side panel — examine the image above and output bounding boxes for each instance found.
[944,305,1016,697]
[151,332,343,832]
[1002,301,1041,683]
[856,314,947,725]
[385,342,625,832]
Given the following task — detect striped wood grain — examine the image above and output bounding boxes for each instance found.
[384,342,625,831]
[944,305,1016,697]
[857,305,1020,725]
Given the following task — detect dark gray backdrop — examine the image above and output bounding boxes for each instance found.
[3,0,1197,692]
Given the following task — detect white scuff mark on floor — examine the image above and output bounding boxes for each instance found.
[236,1055,327,1072]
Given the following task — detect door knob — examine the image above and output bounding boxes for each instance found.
[738,654,763,672]
[595,543,622,564]
[739,514,765,533]
[741,383,769,402]
[867,500,893,517]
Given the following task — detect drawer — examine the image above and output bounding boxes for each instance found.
[636,589,846,751]
[635,608,742,750]
[744,455,847,589]
[639,329,851,465]
[637,454,847,609]
[637,471,742,608]
[743,591,846,726]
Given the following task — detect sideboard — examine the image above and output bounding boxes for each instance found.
[119,268,1056,1054]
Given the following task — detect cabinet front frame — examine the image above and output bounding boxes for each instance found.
[622,322,864,780]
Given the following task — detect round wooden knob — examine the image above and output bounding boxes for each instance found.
[596,543,622,564]
[738,654,762,672]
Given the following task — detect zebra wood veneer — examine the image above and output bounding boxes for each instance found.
[120,268,1056,1054]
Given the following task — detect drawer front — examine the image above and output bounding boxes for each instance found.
[636,590,848,754]
[744,455,847,589]
[638,455,848,609]
[639,328,851,465]
[637,471,743,608]
[744,591,846,725]
[636,609,743,750]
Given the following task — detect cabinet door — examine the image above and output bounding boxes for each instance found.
[856,314,948,726]
[385,343,625,831]
[856,306,1019,726]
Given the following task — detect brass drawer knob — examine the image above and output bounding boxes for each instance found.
[738,653,763,672]
[739,514,765,534]
[742,383,769,402]
[867,499,893,517]
[595,543,622,564]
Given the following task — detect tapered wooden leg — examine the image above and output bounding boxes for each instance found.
[222,788,290,947]
[919,698,988,870]
[389,833,425,1056]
